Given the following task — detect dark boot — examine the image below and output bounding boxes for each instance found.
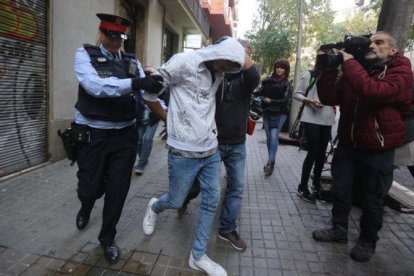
[312,225,348,243]
[264,161,275,176]
[263,161,270,174]
[350,237,376,262]
[268,161,275,175]
[76,206,92,230]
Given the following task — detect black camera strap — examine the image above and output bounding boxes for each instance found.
[289,70,317,140]
[298,70,317,116]
[305,70,317,97]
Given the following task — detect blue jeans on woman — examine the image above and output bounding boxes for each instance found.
[151,151,221,260]
[263,113,287,162]
[135,121,159,171]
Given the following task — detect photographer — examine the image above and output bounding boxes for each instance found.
[312,31,413,262]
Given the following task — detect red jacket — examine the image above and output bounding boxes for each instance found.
[317,55,413,150]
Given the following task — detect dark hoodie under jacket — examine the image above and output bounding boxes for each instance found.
[215,64,261,145]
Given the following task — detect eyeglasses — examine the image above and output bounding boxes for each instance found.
[102,29,127,40]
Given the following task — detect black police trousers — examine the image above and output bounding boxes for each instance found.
[75,123,138,246]
[330,146,394,243]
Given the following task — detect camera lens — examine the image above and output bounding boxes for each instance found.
[316,54,341,70]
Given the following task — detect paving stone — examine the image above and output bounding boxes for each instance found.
[21,256,65,276]
[4,263,31,275]
[83,254,101,266]
[85,266,108,276]
[240,255,253,267]
[280,259,295,270]
[240,267,255,276]
[70,252,89,263]
[0,124,414,275]
[150,264,166,276]
[57,261,80,274]
[73,263,92,275]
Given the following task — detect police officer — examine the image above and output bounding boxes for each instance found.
[73,13,162,264]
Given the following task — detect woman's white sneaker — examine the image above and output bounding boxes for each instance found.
[188,253,227,276]
[142,198,158,235]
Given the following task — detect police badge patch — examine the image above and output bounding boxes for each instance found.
[128,60,137,77]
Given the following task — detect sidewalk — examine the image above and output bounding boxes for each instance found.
[1,121,414,275]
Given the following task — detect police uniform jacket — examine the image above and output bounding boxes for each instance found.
[74,44,144,129]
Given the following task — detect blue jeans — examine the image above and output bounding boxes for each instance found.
[152,151,221,260]
[136,121,159,170]
[263,113,287,161]
[219,143,246,233]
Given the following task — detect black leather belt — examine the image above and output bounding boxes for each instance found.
[73,123,135,140]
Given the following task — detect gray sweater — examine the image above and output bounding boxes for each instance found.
[294,71,335,126]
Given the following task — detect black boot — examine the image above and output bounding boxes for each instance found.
[350,237,376,262]
[76,206,92,230]
[269,161,275,173]
[263,161,270,173]
[264,161,275,176]
[312,225,348,243]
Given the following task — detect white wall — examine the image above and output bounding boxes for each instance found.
[50,0,117,121]
[145,1,164,67]
[49,0,118,160]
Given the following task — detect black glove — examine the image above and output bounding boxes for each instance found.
[132,75,163,94]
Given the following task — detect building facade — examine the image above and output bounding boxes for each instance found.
[0,0,235,178]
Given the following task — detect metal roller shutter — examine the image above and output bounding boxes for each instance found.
[0,1,48,177]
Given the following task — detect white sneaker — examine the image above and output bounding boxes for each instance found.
[142,198,158,235]
[188,253,227,276]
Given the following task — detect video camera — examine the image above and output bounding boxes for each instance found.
[316,34,372,69]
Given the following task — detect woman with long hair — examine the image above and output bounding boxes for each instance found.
[294,67,336,203]
[256,59,291,176]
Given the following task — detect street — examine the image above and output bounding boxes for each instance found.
[0,122,413,275]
